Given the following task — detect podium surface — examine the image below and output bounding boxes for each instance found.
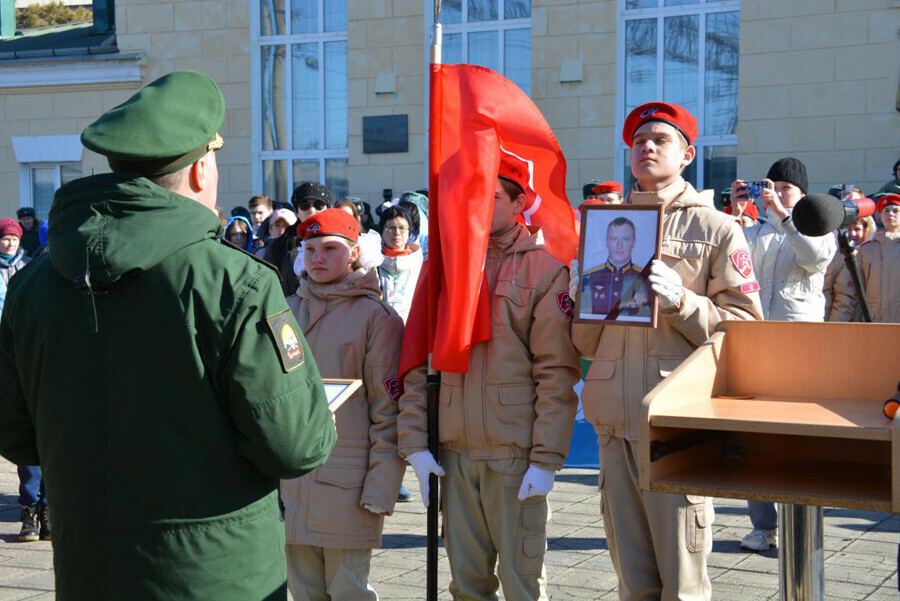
[639,321,900,512]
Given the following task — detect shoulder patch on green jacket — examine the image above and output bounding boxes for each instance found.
[266,310,305,372]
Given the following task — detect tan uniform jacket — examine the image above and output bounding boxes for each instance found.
[283,269,406,549]
[398,223,581,471]
[831,231,900,323]
[572,179,763,441]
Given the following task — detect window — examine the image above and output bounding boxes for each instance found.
[252,0,349,202]
[11,136,83,221]
[617,0,739,195]
[433,0,532,95]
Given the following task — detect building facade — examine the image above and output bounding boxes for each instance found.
[0,0,898,221]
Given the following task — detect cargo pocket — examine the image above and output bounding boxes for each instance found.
[684,495,713,554]
[306,465,376,536]
[513,498,548,576]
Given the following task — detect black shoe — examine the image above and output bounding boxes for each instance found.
[38,505,50,541]
[397,485,414,503]
[18,505,39,542]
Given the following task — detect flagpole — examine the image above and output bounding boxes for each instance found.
[427,3,442,601]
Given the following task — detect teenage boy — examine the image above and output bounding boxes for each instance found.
[571,102,763,600]
[398,156,581,600]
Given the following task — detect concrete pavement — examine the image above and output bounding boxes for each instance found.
[0,462,893,599]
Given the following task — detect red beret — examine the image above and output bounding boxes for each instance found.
[591,181,623,196]
[498,153,529,194]
[876,194,900,213]
[297,208,359,242]
[622,102,697,148]
[0,218,22,240]
[723,202,759,221]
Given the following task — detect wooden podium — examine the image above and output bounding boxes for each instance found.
[639,321,900,511]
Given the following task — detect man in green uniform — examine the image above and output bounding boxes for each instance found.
[0,71,337,601]
[580,217,651,318]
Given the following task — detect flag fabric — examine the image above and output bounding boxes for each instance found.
[399,63,578,382]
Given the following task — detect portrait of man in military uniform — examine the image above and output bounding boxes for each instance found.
[576,207,661,325]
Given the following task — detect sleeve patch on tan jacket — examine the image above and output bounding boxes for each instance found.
[729,249,753,279]
[384,376,401,403]
[740,281,760,294]
[556,291,574,319]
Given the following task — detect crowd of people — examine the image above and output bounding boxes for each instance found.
[1,69,900,601]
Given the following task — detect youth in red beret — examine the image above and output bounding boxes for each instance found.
[298,209,361,284]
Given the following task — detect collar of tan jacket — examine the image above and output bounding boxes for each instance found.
[628,177,715,212]
[298,268,383,332]
[489,222,543,256]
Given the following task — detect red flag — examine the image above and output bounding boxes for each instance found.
[399,64,578,382]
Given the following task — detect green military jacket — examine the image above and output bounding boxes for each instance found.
[0,173,337,600]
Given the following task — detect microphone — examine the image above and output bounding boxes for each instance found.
[792,193,876,237]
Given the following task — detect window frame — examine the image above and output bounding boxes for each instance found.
[615,0,740,192]
[11,135,83,221]
[250,0,349,199]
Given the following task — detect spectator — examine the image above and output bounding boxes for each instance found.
[831,194,900,323]
[248,194,273,231]
[267,208,297,240]
[735,157,836,553]
[582,180,624,205]
[723,193,760,229]
[824,215,875,321]
[230,206,251,219]
[876,159,900,196]
[284,209,404,600]
[398,191,429,260]
[335,197,363,230]
[355,200,375,233]
[377,205,423,323]
[15,208,41,258]
[263,182,334,296]
[0,219,42,543]
[224,215,254,252]
[0,218,28,320]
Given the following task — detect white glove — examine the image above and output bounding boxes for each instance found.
[407,451,445,509]
[568,259,579,300]
[649,260,683,309]
[363,503,387,515]
[517,464,556,501]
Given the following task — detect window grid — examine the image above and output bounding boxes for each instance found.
[253,0,348,200]
[617,0,740,193]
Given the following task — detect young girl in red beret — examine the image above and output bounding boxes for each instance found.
[282,208,405,600]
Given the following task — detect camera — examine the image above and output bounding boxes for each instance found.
[742,181,768,199]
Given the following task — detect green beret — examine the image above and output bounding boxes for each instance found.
[81,70,225,176]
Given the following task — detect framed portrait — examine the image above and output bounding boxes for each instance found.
[575,204,663,327]
[322,378,363,412]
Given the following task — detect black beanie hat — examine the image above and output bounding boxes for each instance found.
[766,157,808,194]
[291,182,334,211]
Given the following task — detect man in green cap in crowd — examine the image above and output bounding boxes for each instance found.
[0,70,337,600]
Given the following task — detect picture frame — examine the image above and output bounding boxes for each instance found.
[574,204,663,327]
[322,378,363,412]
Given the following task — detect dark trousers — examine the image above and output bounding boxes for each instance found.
[17,465,46,507]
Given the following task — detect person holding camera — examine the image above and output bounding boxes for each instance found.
[732,157,836,552]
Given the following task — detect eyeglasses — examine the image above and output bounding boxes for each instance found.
[297,200,328,212]
[384,225,410,233]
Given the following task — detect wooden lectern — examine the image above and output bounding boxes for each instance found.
[639,321,900,512]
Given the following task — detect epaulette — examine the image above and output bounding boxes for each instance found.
[218,237,283,280]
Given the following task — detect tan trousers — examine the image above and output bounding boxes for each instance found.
[598,435,713,601]
[440,450,549,601]
[285,544,377,601]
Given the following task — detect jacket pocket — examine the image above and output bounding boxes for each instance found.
[646,356,685,395]
[485,384,535,450]
[439,383,462,443]
[306,464,377,537]
[582,359,622,430]
[494,282,531,329]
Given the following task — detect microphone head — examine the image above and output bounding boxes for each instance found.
[793,193,845,237]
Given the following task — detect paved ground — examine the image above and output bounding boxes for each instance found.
[0,462,894,599]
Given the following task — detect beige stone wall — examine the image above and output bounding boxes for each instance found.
[532,0,618,207]
[0,0,251,219]
[737,0,900,195]
[117,0,252,210]
[346,0,427,208]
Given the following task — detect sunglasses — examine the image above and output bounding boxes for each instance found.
[297,200,328,212]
